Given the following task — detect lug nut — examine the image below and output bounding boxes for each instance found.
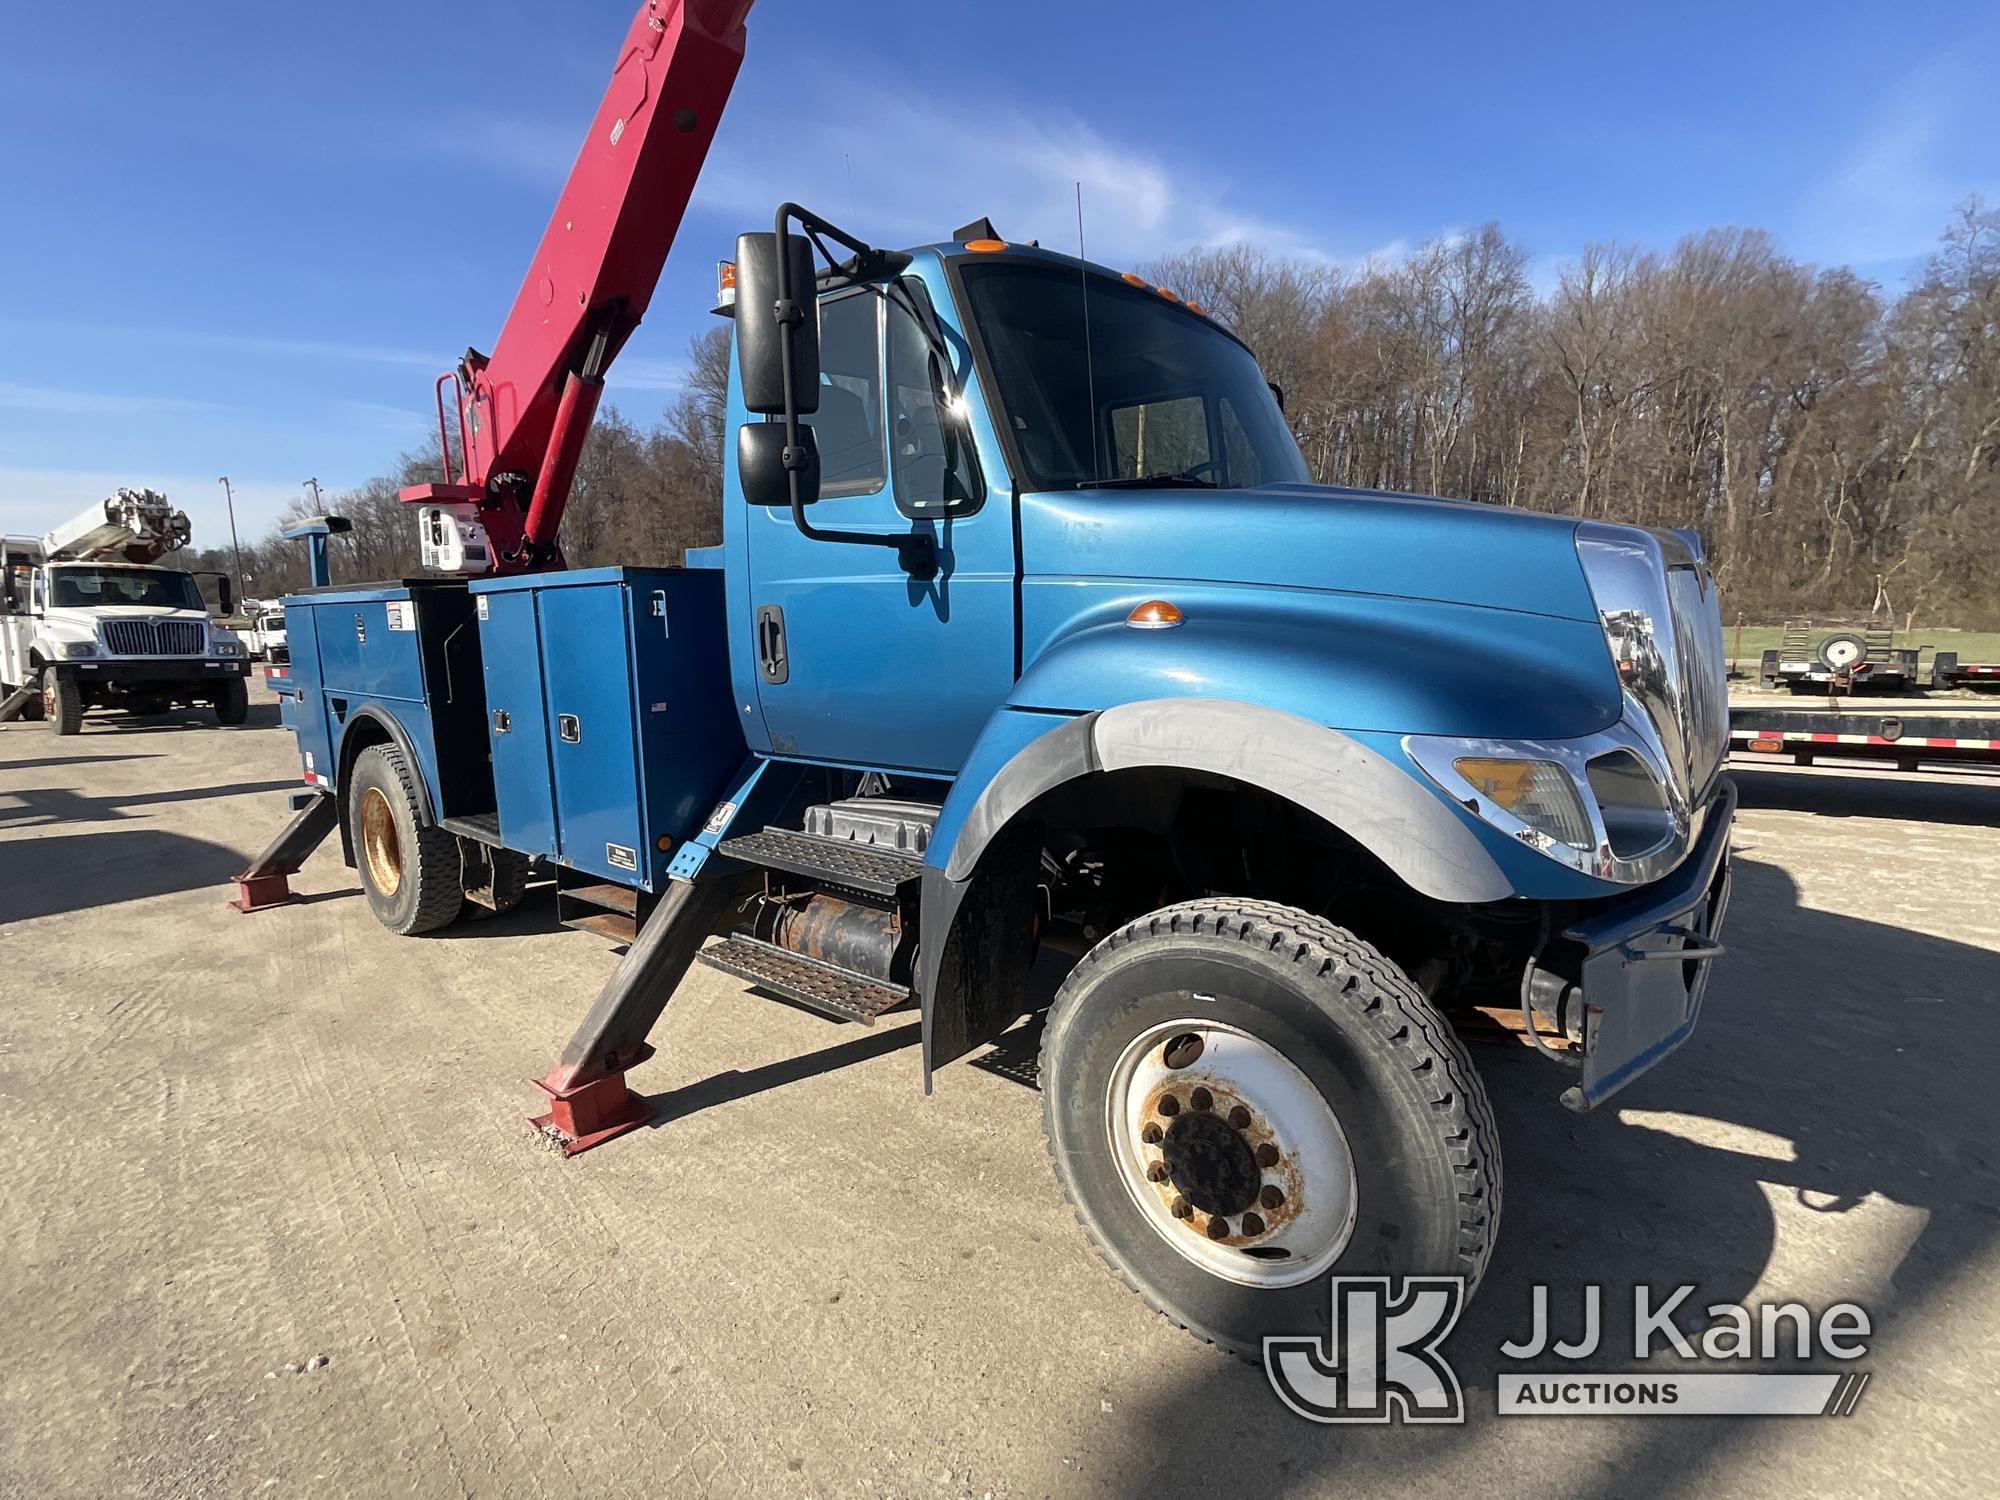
[1227,1105,1251,1129]
[1140,1122,1163,1145]
[1170,1196,1192,1219]
[1259,1184,1285,1210]
[1146,1161,1169,1183]
[1254,1142,1280,1169]
[1190,1087,1213,1112]
[1206,1216,1230,1240]
[1157,1094,1181,1117]
[1240,1211,1265,1236]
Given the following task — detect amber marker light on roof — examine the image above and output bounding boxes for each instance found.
[1122,272,1148,287]
[963,239,1007,252]
[1126,599,1184,629]
[1155,285,1181,302]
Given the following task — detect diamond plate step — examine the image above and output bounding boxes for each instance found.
[698,935,910,1025]
[717,827,924,897]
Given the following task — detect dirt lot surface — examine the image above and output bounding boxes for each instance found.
[4,689,1998,1498]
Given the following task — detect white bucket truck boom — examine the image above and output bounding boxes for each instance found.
[0,489,249,735]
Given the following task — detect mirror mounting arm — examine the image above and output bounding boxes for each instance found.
[770,202,936,578]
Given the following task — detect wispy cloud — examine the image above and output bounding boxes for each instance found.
[608,355,692,393]
[1796,60,1999,269]
[435,70,1349,269]
[0,382,224,416]
[0,317,444,372]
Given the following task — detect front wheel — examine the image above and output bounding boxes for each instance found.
[1040,898,1501,1359]
[41,669,82,736]
[212,677,249,726]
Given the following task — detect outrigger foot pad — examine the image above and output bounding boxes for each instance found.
[527,1044,658,1156]
[229,790,339,914]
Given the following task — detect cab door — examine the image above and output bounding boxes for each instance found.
[746,283,1013,774]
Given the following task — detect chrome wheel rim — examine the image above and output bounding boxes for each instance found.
[1106,1018,1357,1288]
[359,787,403,897]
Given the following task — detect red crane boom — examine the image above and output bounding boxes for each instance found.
[400,0,753,573]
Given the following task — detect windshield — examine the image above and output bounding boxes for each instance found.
[956,259,1309,492]
[48,566,204,611]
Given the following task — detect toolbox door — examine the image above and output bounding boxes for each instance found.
[538,583,645,882]
[478,590,558,859]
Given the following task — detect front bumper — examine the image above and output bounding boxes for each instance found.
[1540,776,1736,1110]
[56,658,250,686]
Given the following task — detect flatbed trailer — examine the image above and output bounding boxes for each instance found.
[1729,691,2000,771]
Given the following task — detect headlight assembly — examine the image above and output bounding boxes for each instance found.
[1453,757,1593,850]
[57,640,97,658]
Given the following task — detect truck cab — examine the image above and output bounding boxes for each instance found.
[1,495,249,734]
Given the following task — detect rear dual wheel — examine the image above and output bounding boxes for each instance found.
[1040,898,1501,1359]
[348,743,463,935]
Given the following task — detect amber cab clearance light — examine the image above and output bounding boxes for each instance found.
[1127,599,1184,629]
[962,238,1008,252]
[1121,271,1148,287]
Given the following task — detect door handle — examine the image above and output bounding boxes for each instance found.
[557,713,580,744]
[650,589,669,634]
[755,604,788,684]
[492,709,511,734]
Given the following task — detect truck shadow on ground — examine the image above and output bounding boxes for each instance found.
[0,778,298,830]
[65,702,285,735]
[1729,764,1999,827]
[1092,794,2000,1497]
[0,827,252,923]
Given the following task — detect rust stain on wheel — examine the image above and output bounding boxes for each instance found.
[359,786,403,897]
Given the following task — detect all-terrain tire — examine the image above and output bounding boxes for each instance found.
[1039,898,1501,1360]
[212,677,249,726]
[347,742,463,935]
[42,668,82,736]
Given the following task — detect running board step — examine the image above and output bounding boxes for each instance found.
[717,827,924,897]
[698,935,910,1025]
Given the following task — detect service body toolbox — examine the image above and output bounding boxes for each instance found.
[278,578,489,815]
[470,566,741,890]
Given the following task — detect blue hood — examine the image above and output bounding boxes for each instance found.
[1018,483,1598,621]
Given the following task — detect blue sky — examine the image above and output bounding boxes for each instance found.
[3,0,1995,551]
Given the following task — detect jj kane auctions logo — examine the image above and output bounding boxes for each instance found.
[1265,1278,1873,1423]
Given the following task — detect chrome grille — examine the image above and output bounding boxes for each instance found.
[102,619,206,656]
[1666,565,1728,799]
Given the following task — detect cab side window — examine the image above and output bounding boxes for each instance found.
[887,284,981,518]
[804,291,885,498]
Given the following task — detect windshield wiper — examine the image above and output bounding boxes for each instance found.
[1080,473,1219,490]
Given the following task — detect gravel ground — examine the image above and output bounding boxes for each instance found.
[3,689,1997,1498]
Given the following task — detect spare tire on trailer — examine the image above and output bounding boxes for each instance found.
[1039,898,1501,1359]
[347,742,463,934]
[1817,632,1869,673]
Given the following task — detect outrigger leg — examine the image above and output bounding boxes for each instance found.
[230,789,340,912]
[529,875,736,1155]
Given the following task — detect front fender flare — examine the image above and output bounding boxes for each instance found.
[917,698,1514,1082]
[941,697,1511,901]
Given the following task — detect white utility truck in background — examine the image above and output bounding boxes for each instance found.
[246,604,287,663]
[0,488,250,735]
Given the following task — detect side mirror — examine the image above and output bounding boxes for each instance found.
[735,232,820,417]
[739,422,819,507]
[215,574,235,617]
[1267,379,1286,414]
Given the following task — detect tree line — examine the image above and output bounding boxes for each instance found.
[195,202,1997,626]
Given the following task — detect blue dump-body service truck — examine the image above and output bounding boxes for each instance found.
[263,222,1734,1357]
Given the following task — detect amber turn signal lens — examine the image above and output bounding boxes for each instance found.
[963,238,1007,252]
[1122,272,1148,287]
[1127,599,1183,629]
